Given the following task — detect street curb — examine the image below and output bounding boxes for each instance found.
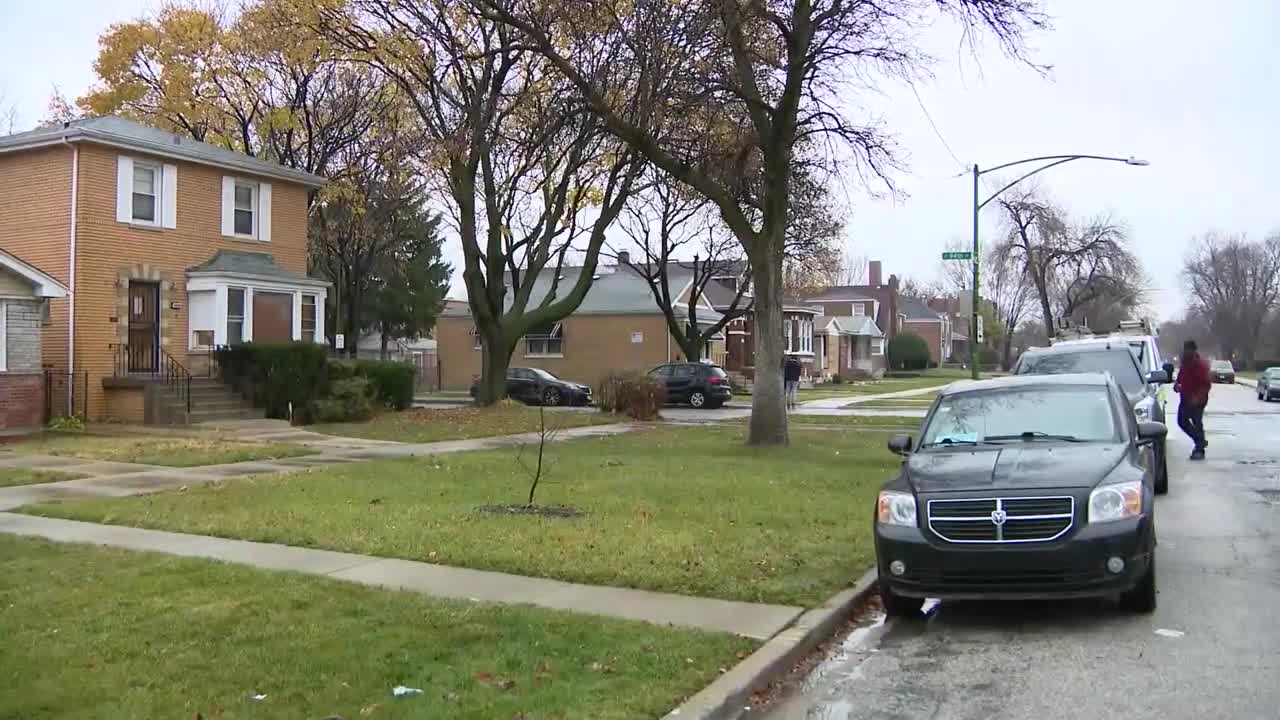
[663,568,879,720]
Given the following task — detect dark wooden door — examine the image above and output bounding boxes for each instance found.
[127,281,160,373]
[252,291,294,342]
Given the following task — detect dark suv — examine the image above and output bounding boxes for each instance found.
[648,362,732,409]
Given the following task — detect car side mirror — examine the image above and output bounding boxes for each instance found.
[1136,421,1167,446]
[887,434,914,456]
[1146,370,1169,385]
[1161,362,1175,382]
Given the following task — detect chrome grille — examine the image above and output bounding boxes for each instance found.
[927,496,1074,544]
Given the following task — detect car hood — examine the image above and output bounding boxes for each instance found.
[906,443,1127,493]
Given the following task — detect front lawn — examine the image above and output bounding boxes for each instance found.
[27,426,899,606]
[787,414,921,429]
[0,536,752,720]
[3,436,314,467]
[0,467,85,488]
[312,405,624,444]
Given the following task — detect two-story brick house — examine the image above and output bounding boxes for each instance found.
[0,116,327,424]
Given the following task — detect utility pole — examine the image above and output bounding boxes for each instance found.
[971,164,980,381]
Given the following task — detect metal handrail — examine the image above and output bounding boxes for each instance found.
[109,343,193,414]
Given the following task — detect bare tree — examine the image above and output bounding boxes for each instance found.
[312,2,643,405]
[0,91,17,134]
[480,0,1047,446]
[517,406,562,507]
[986,244,1034,369]
[1053,215,1146,328]
[1182,232,1280,365]
[616,173,752,362]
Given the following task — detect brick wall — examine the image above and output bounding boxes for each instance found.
[1,300,48,428]
[904,320,943,365]
[0,374,43,428]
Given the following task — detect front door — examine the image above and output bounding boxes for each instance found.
[127,281,160,373]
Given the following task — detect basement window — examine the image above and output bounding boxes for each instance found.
[525,322,564,357]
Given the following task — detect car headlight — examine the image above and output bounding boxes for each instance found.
[1088,480,1143,523]
[877,491,917,527]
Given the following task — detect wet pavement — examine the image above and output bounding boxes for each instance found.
[758,382,1280,720]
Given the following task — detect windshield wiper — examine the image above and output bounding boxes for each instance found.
[985,431,1084,443]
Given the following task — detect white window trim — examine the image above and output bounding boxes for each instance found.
[222,176,273,242]
[0,299,7,371]
[524,322,564,358]
[193,278,325,346]
[233,181,259,239]
[852,303,866,316]
[131,161,161,226]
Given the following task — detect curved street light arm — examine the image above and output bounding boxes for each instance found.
[978,154,1136,177]
[978,157,1079,210]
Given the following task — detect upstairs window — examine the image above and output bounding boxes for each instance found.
[132,163,158,223]
[853,303,866,316]
[234,182,256,236]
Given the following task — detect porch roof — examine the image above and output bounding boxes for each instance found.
[817,315,883,337]
[187,250,330,289]
[0,248,67,298]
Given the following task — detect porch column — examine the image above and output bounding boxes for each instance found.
[213,285,228,346]
[243,287,254,341]
[291,290,304,341]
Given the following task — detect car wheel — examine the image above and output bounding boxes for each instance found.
[1154,439,1169,496]
[1119,552,1157,613]
[689,391,707,408]
[879,580,925,618]
[541,387,562,406]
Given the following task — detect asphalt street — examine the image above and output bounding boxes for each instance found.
[759,382,1280,720]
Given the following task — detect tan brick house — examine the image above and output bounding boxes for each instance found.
[0,116,327,423]
[0,249,67,429]
[900,296,954,365]
[437,263,726,390]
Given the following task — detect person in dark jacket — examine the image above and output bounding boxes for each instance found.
[783,356,803,410]
[1174,340,1211,460]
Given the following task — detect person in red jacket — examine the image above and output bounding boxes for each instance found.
[1174,340,1211,460]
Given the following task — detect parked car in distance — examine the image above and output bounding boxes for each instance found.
[648,362,732,409]
[469,367,593,406]
[875,373,1166,618]
[1257,367,1280,402]
[1013,342,1170,495]
[1210,360,1236,384]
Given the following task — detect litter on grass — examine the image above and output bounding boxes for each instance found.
[392,686,423,697]
[251,694,267,701]
[1154,628,1185,638]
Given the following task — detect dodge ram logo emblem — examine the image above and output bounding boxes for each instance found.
[990,509,1007,526]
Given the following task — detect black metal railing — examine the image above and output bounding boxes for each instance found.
[109,344,193,414]
[43,370,88,423]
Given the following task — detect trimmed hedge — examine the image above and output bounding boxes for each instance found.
[329,359,416,410]
[215,343,329,422]
[887,333,931,371]
[313,377,374,422]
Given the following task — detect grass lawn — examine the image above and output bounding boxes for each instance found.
[1,435,315,467]
[0,467,85,488]
[312,405,624,444]
[0,536,752,720]
[724,414,919,429]
[849,394,938,409]
[27,426,900,607]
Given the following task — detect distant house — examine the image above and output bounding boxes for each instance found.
[900,296,955,365]
[435,263,726,390]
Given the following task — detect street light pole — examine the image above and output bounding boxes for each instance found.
[967,154,1149,381]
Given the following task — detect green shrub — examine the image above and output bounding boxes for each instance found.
[215,342,329,422]
[597,371,665,420]
[312,377,374,422]
[830,373,844,385]
[887,333,931,371]
[327,359,416,410]
[47,416,86,432]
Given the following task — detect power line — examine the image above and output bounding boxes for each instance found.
[906,77,966,174]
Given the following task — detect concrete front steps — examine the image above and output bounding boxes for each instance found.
[157,378,263,424]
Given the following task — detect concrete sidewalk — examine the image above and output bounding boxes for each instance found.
[0,512,801,640]
[799,383,949,410]
[0,423,636,511]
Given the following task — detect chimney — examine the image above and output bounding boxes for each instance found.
[868,260,883,287]
[888,274,899,290]
[617,250,630,265]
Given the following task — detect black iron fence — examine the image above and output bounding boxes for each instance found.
[43,370,88,422]
[109,344,194,414]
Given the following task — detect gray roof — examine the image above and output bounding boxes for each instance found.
[817,315,883,337]
[187,250,330,287]
[441,263,709,317]
[702,279,749,308]
[900,296,944,321]
[0,116,325,187]
[800,285,878,302]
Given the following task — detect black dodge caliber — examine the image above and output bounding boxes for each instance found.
[874,372,1167,617]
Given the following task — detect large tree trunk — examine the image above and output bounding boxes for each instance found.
[1034,272,1055,338]
[681,331,703,363]
[380,326,390,361]
[345,287,361,358]
[476,328,511,406]
[748,251,788,446]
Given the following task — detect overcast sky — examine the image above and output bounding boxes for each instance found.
[3,0,1276,322]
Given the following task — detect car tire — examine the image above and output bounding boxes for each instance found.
[1120,552,1157,613]
[880,581,925,619]
[541,387,562,406]
[1154,439,1169,496]
[689,391,707,408]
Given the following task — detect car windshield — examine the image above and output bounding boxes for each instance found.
[920,386,1119,446]
[1266,369,1280,379]
[708,367,728,378]
[1015,350,1144,393]
[1211,361,1233,371]
[528,368,557,381]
